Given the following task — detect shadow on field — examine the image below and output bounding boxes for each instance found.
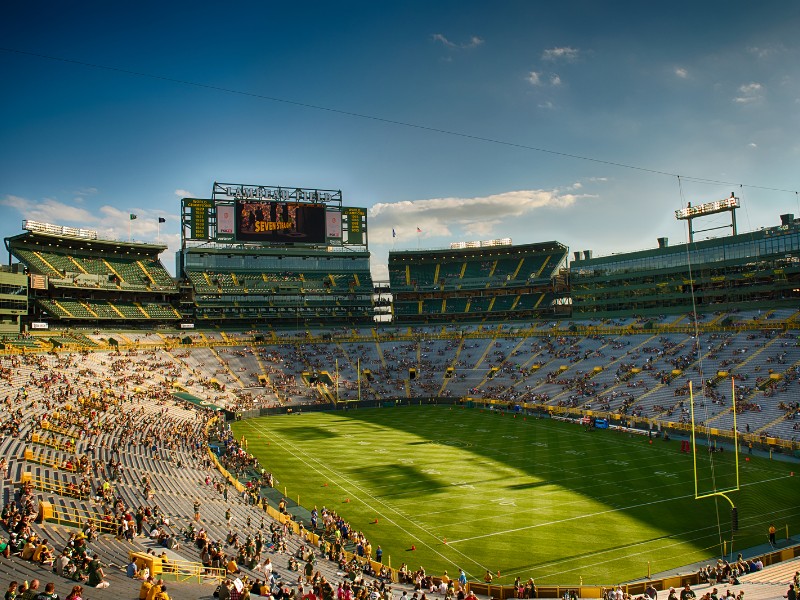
[275,425,341,439]
[346,463,444,498]
[240,404,796,582]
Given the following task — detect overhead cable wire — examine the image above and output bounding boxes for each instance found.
[1,46,798,196]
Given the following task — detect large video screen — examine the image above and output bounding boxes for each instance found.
[235,200,327,243]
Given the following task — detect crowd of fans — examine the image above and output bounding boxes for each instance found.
[1,323,800,599]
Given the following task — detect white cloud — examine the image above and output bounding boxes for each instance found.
[675,67,688,78]
[537,100,555,109]
[2,194,171,241]
[369,189,590,243]
[432,33,456,48]
[747,46,770,59]
[748,142,758,148]
[739,82,762,94]
[527,71,563,88]
[542,46,579,62]
[1,195,98,224]
[2,194,182,274]
[74,186,98,196]
[432,33,484,49]
[174,188,194,198]
[747,45,783,59]
[733,82,763,104]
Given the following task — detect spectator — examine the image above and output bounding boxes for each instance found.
[126,558,139,578]
[87,555,110,589]
[153,584,170,600]
[64,586,84,600]
[139,576,154,600]
[33,582,59,600]
[20,580,40,600]
[4,582,18,600]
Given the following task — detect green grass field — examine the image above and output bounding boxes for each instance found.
[231,405,800,585]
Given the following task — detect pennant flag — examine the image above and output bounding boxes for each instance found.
[129,214,137,220]
[416,227,422,233]
[158,217,166,223]
[392,228,396,238]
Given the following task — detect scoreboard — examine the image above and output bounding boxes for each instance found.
[343,207,367,245]
[235,201,326,243]
[184,198,214,240]
[181,183,367,248]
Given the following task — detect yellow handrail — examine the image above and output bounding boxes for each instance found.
[41,502,118,535]
[24,448,79,473]
[41,421,79,439]
[31,432,76,453]
[129,551,226,583]
[23,473,88,500]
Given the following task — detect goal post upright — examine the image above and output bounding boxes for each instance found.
[688,379,740,505]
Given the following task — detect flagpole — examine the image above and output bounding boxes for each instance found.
[129,217,132,242]
[157,219,161,243]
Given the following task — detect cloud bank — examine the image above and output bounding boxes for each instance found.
[369,188,590,242]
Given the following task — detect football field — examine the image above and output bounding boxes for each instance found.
[231,405,800,585]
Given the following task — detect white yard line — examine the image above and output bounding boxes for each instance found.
[445,473,794,544]
[242,419,493,577]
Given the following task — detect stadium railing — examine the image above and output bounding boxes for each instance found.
[21,472,89,500]
[468,541,800,598]
[129,551,226,584]
[41,420,79,439]
[31,432,77,453]
[37,501,118,535]
[23,447,79,472]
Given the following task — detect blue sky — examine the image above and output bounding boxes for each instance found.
[2,1,799,279]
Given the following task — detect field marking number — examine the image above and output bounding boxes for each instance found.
[452,481,476,490]
[654,471,678,478]
[490,497,518,507]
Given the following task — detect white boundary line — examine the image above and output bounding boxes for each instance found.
[446,472,793,544]
[241,418,493,577]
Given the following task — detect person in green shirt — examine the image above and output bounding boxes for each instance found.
[87,555,110,589]
[33,581,60,600]
[4,581,18,600]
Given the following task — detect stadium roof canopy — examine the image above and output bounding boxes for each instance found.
[6,229,167,257]
[389,240,567,260]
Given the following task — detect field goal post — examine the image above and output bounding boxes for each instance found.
[689,378,741,535]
